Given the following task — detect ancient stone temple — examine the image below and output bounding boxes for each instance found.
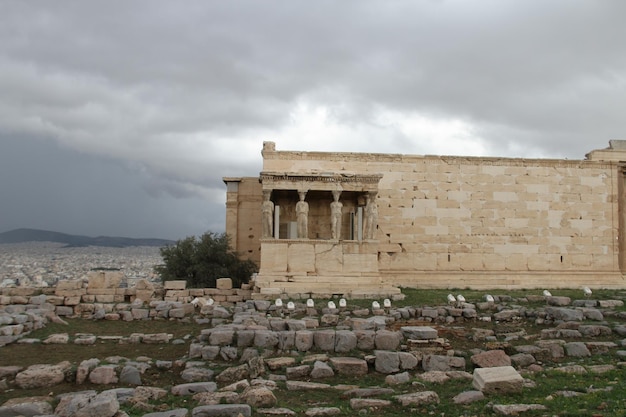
[224,140,626,299]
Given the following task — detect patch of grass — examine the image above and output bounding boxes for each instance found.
[480,368,626,416]
[0,318,199,368]
[268,287,626,312]
[0,318,200,404]
[29,317,200,340]
[395,287,626,308]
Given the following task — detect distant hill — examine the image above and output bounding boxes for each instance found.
[0,228,174,248]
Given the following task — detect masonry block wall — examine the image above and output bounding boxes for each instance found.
[224,177,263,265]
[255,144,624,290]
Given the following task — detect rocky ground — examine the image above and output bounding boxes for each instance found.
[2,291,626,416]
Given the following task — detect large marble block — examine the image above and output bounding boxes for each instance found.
[472,366,523,394]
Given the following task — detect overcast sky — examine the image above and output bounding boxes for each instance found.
[1,1,624,240]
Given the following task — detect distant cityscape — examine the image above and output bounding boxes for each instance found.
[0,229,170,288]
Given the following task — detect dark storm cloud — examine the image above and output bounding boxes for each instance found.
[1,0,624,238]
[0,137,218,239]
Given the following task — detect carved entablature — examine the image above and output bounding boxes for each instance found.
[260,171,383,192]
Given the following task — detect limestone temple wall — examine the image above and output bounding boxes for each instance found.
[225,141,626,298]
[224,177,264,265]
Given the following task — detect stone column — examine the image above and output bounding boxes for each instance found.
[363,191,378,240]
[223,179,241,250]
[296,191,309,239]
[331,190,343,240]
[274,205,281,239]
[261,190,275,238]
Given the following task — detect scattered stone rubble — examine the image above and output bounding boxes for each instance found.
[0,273,253,347]
[2,286,626,416]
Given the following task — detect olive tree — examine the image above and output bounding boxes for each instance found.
[156,232,257,288]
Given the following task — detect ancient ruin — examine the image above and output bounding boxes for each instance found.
[4,277,626,415]
[224,140,626,299]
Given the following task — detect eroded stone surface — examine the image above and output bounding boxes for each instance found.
[472,366,523,394]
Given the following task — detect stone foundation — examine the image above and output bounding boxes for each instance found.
[0,271,253,321]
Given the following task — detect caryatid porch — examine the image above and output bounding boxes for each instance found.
[253,171,402,299]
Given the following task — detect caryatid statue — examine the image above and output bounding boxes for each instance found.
[296,191,309,238]
[330,190,343,240]
[363,191,378,240]
[261,190,274,238]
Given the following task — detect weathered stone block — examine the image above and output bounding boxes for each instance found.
[55,279,83,293]
[354,330,376,350]
[398,352,419,370]
[310,360,335,379]
[422,355,466,372]
[87,271,123,289]
[165,290,190,298]
[421,308,439,319]
[142,333,172,344]
[295,330,314,352]
[9,296,28,304]
[87,288,117,296]
[202,346,220,360]
[564,342,591,357]
[134,290,154,302]
[192,404,251,417]
[171,381,217,396]
[278,330,296,350]
[81,295,96,303]
[55,306,74,316]
[285,380,331,391]
[334,330,357,353]
[95,294,115,303]
[0,324,24,336]
[545,307,583,321]
[64,296,82,306]
[131,308,149,320]
[16,362,69,389]
[546,296,572,306]
[3,287,37,297]
[330,357,368,376]
[471,350,512,368]
[236,330,256,348]
[181,367,214,382]
[286,365,311,379]
[254,330,279,349]
[400,326,437,340]
[164,280,187,290]
[393,391,440,406]
[266,357,297,371]
[374,330,402,350]
[209,329,235,346]
[472,366,523,394]
[286,319,306,331]
[0,400,53,417]
[314,330,336,351]
[216,278,233,289]
[374,350,399,374]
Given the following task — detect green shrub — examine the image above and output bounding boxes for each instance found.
[155,231,257,288]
